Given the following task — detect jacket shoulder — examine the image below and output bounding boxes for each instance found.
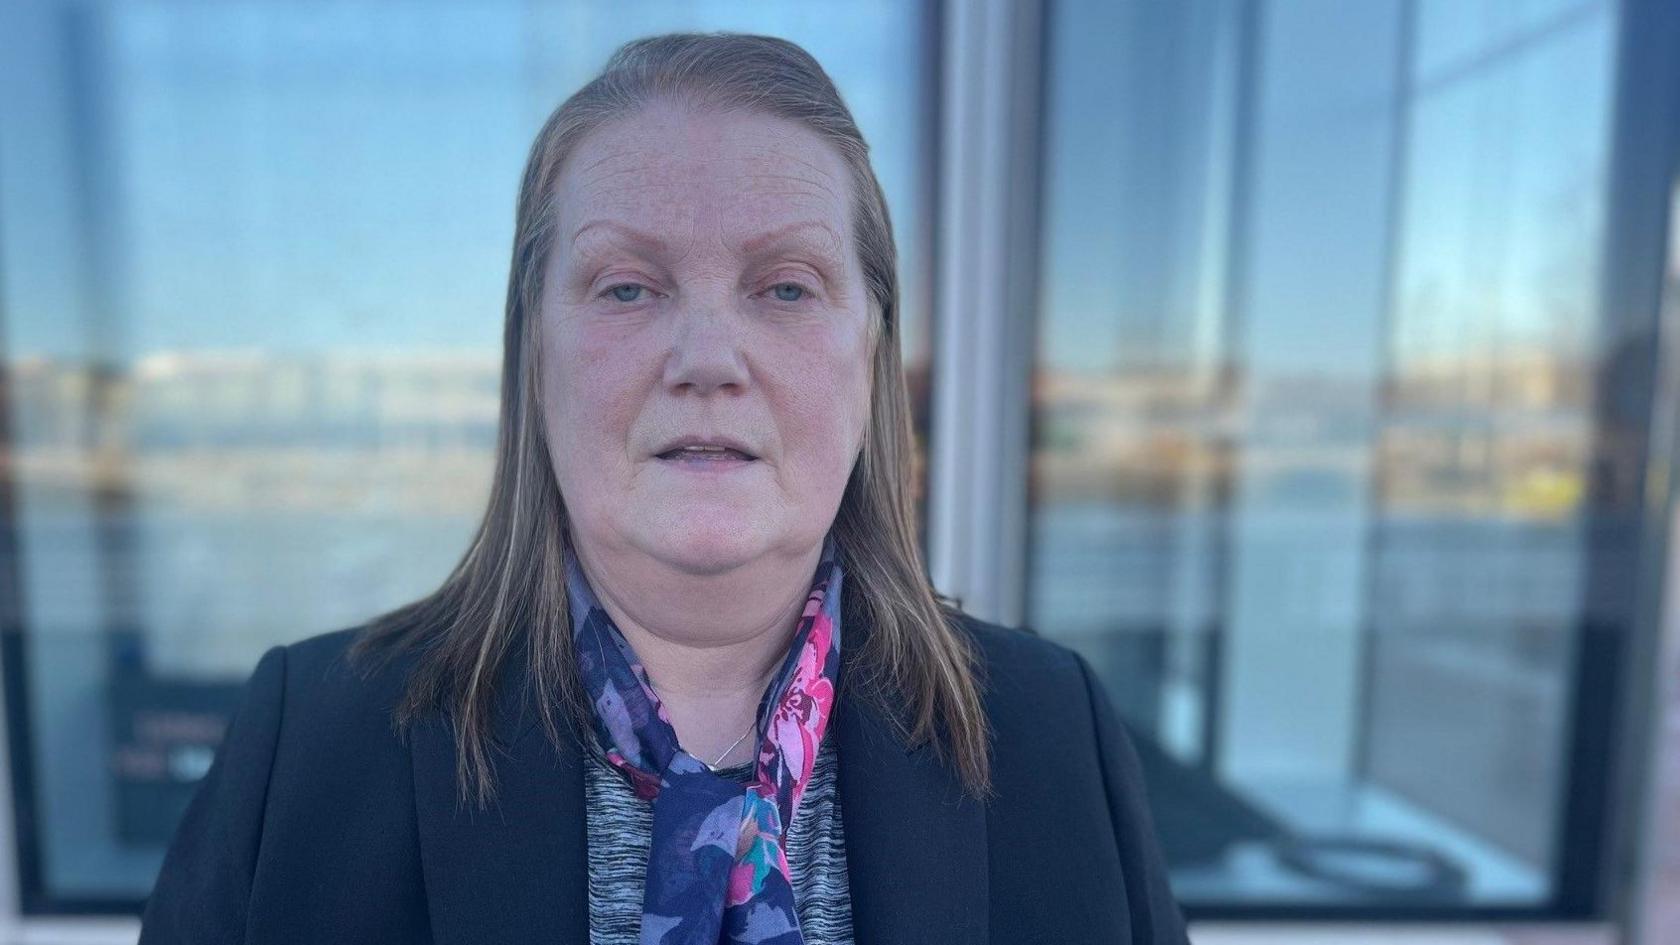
[140,623,428,942]
[948,609,1088,696]
[945,609,1103,754]
[272,623,424,753]
[250,625,431,937]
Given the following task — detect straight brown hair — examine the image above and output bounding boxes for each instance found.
[349,31,991,808]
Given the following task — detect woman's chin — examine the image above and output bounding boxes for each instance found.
[645,514,771,572]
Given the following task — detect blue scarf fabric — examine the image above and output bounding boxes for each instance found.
[565,535,845,945]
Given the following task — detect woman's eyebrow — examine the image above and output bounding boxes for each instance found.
[567,220,669,256]
[737,221,846,266]
[566,218,844,268]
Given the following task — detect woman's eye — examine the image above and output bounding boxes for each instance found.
[604,283,645,303]
[769,283,809,303]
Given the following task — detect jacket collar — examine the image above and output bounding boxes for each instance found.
[410,596,990,944]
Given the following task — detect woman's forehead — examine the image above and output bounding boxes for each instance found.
[554,105,853,257]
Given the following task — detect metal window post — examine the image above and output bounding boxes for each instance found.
[926,0,1046,628]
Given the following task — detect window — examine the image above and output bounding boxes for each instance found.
[1031,0,1628,916]
[0,0,934,912]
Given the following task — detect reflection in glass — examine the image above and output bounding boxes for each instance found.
[0,0,932,906]
[1032,0,1616,911]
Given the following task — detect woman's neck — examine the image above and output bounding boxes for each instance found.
[571,539,824,768]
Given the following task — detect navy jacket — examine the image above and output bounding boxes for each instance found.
[138,608,1190,944]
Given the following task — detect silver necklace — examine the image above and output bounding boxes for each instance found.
[704,721,757,770]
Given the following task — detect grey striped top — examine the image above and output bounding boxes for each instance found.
[583,736,855,945]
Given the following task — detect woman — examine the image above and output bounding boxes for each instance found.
[139,31,1189,945]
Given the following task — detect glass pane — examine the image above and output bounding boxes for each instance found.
[1032,0,1617,913]
[0,0,933,907]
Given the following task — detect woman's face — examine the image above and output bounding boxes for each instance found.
[540,99,874,576]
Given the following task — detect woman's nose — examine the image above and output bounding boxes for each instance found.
[661,296,751,395]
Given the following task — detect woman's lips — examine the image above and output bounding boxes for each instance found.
[655,447,756,462]
[654,448,759,472]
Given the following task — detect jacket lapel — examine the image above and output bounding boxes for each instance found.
[833,598,990,945]
[411,635,590,945]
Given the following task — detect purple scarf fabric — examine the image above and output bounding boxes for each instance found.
[565,534,845,945]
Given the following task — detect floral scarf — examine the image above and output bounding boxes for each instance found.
[564,533,845,945]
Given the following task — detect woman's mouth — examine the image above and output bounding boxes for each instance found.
[655,446,759,466]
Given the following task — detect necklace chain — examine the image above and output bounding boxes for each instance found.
[705,721,757,769]
[643,678,761,770]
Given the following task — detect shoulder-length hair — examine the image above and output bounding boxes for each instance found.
[349,31,990,808]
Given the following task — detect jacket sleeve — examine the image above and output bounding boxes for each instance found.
[139,644,287,944]
[1072,650,1192,945]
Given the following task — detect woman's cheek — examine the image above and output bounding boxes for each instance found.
[559,339,644,449]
